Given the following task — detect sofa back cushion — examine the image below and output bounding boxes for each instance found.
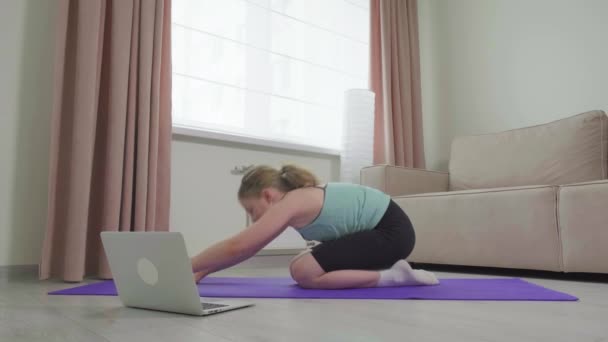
[449,110,608,191]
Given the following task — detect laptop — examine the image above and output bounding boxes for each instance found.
[100,231,253,316]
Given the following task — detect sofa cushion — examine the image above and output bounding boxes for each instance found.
[394,185,562,271]
[360,165,449,197]
[449,110,608,191]
[558,180,608,273]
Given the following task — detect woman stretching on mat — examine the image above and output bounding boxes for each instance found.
[191,165,439,289]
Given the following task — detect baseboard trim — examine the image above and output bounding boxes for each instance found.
[232,254,297,269]
[257,248,302,256]
[0,264,38,280]
[0,252,299,280]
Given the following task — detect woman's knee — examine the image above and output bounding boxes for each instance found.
[289,257,312,286]
[289,254,324,288]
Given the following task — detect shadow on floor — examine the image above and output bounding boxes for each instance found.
[411,262,608,283]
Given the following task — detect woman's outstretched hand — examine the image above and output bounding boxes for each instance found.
[194,271,205,284]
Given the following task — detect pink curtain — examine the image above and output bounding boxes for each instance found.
[370,0,425,168]
[40,0,172,282]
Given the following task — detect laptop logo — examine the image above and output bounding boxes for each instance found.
[137,258,159,286]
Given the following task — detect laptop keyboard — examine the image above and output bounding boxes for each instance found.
[202,303,228,310]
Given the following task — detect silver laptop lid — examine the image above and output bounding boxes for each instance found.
[101,232,203,316]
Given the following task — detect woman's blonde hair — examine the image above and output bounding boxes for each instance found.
[238,164,319,198]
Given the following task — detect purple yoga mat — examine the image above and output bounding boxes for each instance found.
[49,277,577,301]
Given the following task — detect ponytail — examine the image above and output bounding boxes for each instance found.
[238,164,319,198]
[277,165,319,191]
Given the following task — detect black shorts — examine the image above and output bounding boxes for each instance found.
[310,200,416,272]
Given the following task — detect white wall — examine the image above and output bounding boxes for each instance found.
[0,0,55,266]
[419,0,608,171]
[171,136,340,256]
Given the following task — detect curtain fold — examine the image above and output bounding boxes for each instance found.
[40,0,172,282]
[370,0,425,168]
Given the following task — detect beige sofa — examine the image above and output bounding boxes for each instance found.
[361,110,608,273]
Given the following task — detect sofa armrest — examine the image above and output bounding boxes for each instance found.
[360,165,449,196]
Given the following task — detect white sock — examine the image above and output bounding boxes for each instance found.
[377,260,440,287]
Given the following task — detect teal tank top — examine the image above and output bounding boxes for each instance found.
[296,183,391,242]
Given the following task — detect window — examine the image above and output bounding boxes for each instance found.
[172,0,370,151]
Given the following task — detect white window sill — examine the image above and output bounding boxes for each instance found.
[172,124,341,157]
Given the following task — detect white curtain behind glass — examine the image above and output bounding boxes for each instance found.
[172,0,370,150]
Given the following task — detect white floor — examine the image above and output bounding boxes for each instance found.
[1,258,608,342]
